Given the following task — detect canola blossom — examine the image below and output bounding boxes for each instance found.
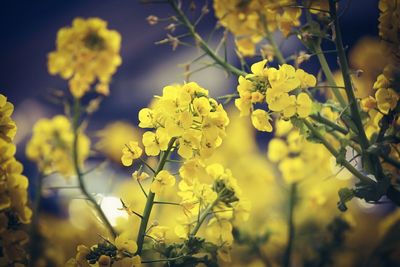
[3,0,400,266]
[48,18,122,98]
[0,94,32,266]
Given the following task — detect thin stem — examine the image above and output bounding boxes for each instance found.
[137,179,148,198]
[72,98,117,238]
[283,182,297,267]
[29,172,44,265]
[136,137,177,255]
[260,14,286,64]
[168,0,246,77]
[310,114,348,135]
[138,157,156,174]
[141,255,186,264]
[154,201,181,206]
[189,195,220,237]
[328,0,370,152]
[311,43,347,107]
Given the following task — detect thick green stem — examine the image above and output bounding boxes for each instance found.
[303,120,376,185]
[136,137,177,255]
[283,182,297,267]
[168,0,246,77]
[72,99,117,238]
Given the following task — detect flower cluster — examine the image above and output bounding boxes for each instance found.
[235,60,316,132]
[48,18,122,98]
[177,162,248,253]
[0,94,32,266]
[267,120,333,184]
[68,233,141,267]
[359,0,400,117]
[137,82,229,160]
[26,115,90,177]
[213,0,301,56]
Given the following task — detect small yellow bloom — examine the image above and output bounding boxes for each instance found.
[267,64,300,92]
[268,138,288,162]
[192,97,212,117]
[148,225,170,242]
[115,233,138,254]
[375,88,399,114]
[266,89,292,112]
[295,69,317,88]
[142,128,169,156]
[360,96,377,112]
[138,108,154,128]
[282,93,313,118]
[150,170,175,194]
[121,141,142,166]
[251,109,273,132]
[132,170,150,181]
[235,37,256,57]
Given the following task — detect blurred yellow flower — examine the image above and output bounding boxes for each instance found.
[150,170,175,194]
[48,18,121,98]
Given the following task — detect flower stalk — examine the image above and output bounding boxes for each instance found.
[72,98,117,238]
[136,137,177,255]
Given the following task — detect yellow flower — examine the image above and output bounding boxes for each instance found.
[282,92,313,118]
[138,108,154,128]
[249,59,268,77]
[95,121,140,163]
[26,115,90,176]
[118,256,141,267]
[48,18,121,98]
[121,141,143,166]
[267,64,300,92]
[0,94,17,142]
[235,37,256,57]
[192,97,212,117]
[251,109,273,132]
[150,170,175,194]
[206,218,234,245]
[177,130,201,159]
[266,88,291,112]
[295,69,317,88]
[132,170,150,181]
[267,138,288,162]
[148,225,170,242]
[115,233,138,254]
[142,128,169,156]
[360,96,377,112]
[375,88,399,114]
[373,73,390,90]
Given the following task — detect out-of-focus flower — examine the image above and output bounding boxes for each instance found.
[48,18,121,98]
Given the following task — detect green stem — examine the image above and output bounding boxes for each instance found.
[168,0,246,77]
[265,32,286,65]
[29,172,44,265]
[310,114,348,135]
[312,43,347,108]
[72,98,117,238]
[303,120,376,185]
[283,183,297,267]
[136,137,177,255]
[328,0,370,156]
[189,198,218,237]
